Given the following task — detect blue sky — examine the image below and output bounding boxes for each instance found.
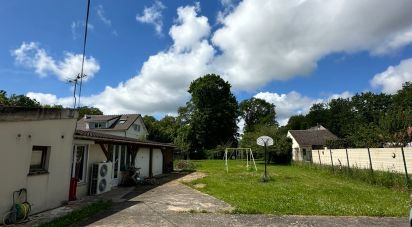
[1,0,412,124]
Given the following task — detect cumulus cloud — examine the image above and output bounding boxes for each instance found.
[26,92,74,107]
[12,42,100,81]
[254,91,352,126]
[136,0,166,35]
[212,0,412,89]
[71,21,94,40]
[96,5,118,36]
[371,58,412,94]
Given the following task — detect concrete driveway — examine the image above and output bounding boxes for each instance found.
[78,172,408,227]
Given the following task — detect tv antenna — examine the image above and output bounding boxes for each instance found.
[67,73,87,109]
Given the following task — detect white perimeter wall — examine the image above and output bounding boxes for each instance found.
[0,118,76,217]
[312,147,412,173]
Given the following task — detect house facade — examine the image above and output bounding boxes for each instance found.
[0,107,78,217]
[71,114,174,199]
[287,125,338,161]
[0,108,175,222]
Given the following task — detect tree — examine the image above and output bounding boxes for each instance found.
[351,92,392,124]
[285,115,309,130]
[7,94,41,107]
[78,106,103,119]
[0,90,8,105]
[240,125,292,164]
[187,74,239,156]
[239,97,277,132]
[306,103,329,128]
[143,115,178,143]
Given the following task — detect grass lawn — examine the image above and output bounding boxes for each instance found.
[186,160,409,217]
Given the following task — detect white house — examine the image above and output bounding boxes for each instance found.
[287,125,338,161]
[0,108,175,222]
[71,114,174,200]
[0,107,78,218]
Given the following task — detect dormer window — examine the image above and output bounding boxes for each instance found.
[89,122,106,129]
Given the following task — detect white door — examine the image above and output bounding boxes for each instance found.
[152,149,163,176]
[135,148,150,178]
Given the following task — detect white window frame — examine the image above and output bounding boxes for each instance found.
[72,145,89,184]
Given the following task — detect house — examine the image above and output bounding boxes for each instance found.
[0,107,78,217]
[72,114,175,199]
[0,108,175,221]
[287,125,338,161]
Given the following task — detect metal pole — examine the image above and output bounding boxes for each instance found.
[367,147,373,173]
[264,143,267,179]
[401,146,410,187]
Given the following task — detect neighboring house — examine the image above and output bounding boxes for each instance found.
[287,125,338,161]
[72,114,174,199]
[0,107,78,217]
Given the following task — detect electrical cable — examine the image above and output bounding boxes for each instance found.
[78,0,91,108]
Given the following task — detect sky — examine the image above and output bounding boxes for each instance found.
[1,0,412,125]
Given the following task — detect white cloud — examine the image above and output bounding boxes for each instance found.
[212,0,412,90]
[26,92,74,107]
[12,42,100,81]
[254,91,352,126]
[96,5,118,36]
[136,0,166,35]
[371,58,412,94]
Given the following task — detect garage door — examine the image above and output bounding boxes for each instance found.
[152,149,163,176]
[135,148,150,178]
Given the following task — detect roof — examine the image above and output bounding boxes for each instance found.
[74,129,175,148]
[288,127,338,146]
[76,114,141,131]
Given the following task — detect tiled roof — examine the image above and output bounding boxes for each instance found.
[288,127,338,146]
[77,114,141,131]
[74,129,175,148]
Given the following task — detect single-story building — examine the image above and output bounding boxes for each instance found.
[287,125,338,161]
[0,108,175,222]
[0,107,78,217]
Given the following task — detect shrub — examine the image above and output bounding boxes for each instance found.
[174,160,198,171]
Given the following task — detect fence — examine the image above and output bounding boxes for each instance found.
[312,147,412,175]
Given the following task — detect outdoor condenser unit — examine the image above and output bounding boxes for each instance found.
[90,162,112,195]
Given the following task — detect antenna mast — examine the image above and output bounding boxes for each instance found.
[77,0,91,108]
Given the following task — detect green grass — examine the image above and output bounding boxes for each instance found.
[38,200,112,227]
[186,160,409,217]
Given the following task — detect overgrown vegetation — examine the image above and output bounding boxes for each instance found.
[293,162,408,191]
[187,160,408,217]
[174,160,198,171]
[38,200,112,227]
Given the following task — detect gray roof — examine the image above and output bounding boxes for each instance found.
[75,130,175,148]
[77,114,141,131]
[288,127,338,146]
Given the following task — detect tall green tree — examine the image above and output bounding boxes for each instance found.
[78,106,103,119]
[239,97,277,132]
[285,115,309,130]
[187,74,239,155]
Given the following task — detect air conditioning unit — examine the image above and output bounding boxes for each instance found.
[90,162,112,195]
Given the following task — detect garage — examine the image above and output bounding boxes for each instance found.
[152,149,163,176]
[135,148,150,178]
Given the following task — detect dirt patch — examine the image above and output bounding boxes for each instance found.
[179,172,207,183]
[193,183,206,189]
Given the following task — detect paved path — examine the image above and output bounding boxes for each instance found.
[79,172,408,227]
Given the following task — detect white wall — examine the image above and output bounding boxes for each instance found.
[0,118,76,218]
[135,148,150,178]
[311,147,412,173]
[152,149,163,176]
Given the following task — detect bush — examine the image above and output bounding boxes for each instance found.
[174,160,198,171]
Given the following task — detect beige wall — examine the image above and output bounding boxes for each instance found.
[311,147,412,173]
[0,118,76,218]
[135,148,150,178]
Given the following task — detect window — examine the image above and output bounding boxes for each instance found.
[72,145,88,183]
[30,146,49,174]
[119,119,126,124]
[133,124,140,132]
[89,122,106,129]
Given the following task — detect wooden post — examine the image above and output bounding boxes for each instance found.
[367,147,373,172]
[401,146,410,187]
[329,149,334,168]
[345,148,350,168]
[98,143,111,161]
[149,147,153,178]
[318,150,322,165]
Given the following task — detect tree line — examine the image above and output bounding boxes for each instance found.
[283,82,412,148]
